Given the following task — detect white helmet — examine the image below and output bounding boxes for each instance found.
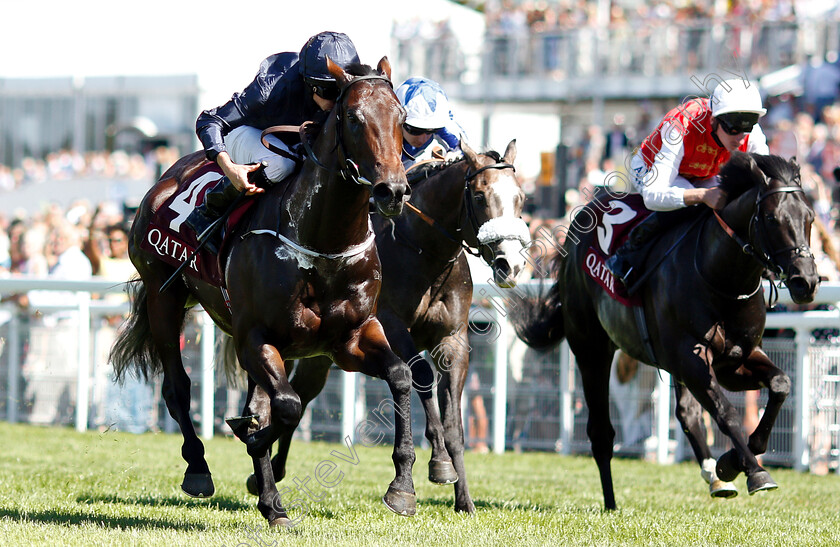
[396,77,451,131]
[711,78,767,117]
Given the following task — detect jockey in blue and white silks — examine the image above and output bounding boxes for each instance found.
[396,77,467,169]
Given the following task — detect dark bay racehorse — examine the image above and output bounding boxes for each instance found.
[244,140,529,513]
[512,152,819,510]
[110,58,417,526]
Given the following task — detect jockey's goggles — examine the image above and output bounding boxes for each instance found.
[404,124,440,136]
[309,82,340,101]
[716,112,760,135]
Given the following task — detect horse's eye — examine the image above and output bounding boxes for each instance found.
[474,193,486,204]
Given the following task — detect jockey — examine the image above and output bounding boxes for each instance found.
[606,78,770,288]
[396,77,467,169]
[187,31,361,250]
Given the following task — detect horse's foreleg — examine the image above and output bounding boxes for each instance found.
[341,319,416,517]
[674,383,737,498]
[681,342,772,494]
[380,312,453,486]
[435,330,474,512]
[241,379,292,527]
[235,331,301,526]
[245,356,333,496]
[714,347,788,495]
[146,288,213,497]
[718,347,790,456]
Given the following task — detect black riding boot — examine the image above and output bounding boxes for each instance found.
[185,176,241,254]
[605,213,662,288]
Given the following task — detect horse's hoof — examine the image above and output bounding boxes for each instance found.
[429,460,459,485]
[709,479,738,498]
[181,473,214,498]
[716,450,741,482]
[246,473,258,496]
[269,516,293,528]
[382,487,416,516]
[747,471,778,495]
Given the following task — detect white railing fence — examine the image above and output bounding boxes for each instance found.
[1,278,838,474]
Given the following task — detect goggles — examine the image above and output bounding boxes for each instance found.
[716,112,760,135]
[309,82,340,102]
[404,124,441,136]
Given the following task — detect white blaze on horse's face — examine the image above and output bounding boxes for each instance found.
[477,171,530,288]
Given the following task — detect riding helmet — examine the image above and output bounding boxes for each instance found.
[299,31,361,83]
[396,77,452,131]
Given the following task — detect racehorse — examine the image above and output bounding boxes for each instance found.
[110,58,417,526]
[243,139,529,513]
[511,152,819,510]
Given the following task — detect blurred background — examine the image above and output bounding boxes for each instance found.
[2,0,840,473]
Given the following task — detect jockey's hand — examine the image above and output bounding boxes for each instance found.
[216,152,265,196]
[700,187,727,210]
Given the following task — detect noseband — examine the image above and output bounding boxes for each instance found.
[463,162,530,264]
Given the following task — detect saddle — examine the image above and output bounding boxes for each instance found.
[139,161,255,287]
[582,193,652,306]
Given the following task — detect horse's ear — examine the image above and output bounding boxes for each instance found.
[746,154,767,186]
[461,139,478,165]
[376,56,392,81]
[503,139,517,163]
[326,56,351,87]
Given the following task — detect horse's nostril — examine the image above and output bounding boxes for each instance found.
[372,183,393,202]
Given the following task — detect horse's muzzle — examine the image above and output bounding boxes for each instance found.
[785,258,820,304]
[372,180,411,217]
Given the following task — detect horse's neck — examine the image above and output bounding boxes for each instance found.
[411,162,469,246]
[696,188,764,294]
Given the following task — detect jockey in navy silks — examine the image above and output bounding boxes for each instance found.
[186,31,361,250]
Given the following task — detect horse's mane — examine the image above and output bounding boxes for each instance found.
[405,149,503,186]
[718,152,800,201]
[344,62,377,78]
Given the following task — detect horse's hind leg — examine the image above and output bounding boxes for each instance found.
[246,356,333,496]
[569,332,618,510]
[435,328,474,512]
[145,281,214,497]
[674,383,737,498]
[715,347,789,494]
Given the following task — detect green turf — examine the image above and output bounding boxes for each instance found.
[0,421,837,546]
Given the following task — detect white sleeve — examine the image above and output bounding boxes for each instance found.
[746,125,770,155]
[635,122,691,211]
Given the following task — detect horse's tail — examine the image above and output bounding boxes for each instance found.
[510,261,566,351]
[218,334,246,387]
[109,278,163,382]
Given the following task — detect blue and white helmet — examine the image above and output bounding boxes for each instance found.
[396,77,452,131]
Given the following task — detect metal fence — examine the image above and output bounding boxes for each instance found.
[1,278,839,475]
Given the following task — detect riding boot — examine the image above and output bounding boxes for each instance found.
[605,212,662,288]
[185,176,241,254]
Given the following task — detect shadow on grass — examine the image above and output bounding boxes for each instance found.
[418,497,605,515]
[77,492,251,511]
[0,507,208,531]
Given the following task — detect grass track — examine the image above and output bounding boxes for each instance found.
[0,422,838,546]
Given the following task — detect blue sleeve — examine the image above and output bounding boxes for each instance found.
[196,53,297,161]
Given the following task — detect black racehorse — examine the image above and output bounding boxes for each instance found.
[110,58,418,526]
[512,152,819,510]
[242,139,529,513]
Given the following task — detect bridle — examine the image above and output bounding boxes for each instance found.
[401,158,526,267]
[712,182,813,281]
[261,73,395,188]
[697,180,814,303]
